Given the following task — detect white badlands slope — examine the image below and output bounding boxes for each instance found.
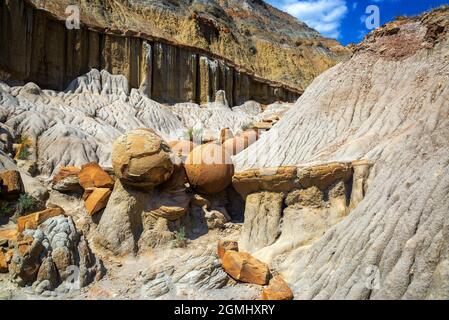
[0,69,271,176]
[234,8,449,299]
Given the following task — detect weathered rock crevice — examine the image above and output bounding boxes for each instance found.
[0,0,300,106]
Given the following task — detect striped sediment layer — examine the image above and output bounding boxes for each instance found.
[0,0,301,106]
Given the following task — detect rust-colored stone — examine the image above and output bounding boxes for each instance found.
[78,163,114,190]
[159,164,189,192]
[185,144,234,194]
[232,166,298,198]
[217,240,239,259]
[52,166,80,184]
[84,188,112,216]
[261,275,294,300]
[0,251,8,273]
[17,236,34,256]
[221,251,271,285]
[232,162,354,198]
[0,228,18,243]
[0,170,24,200]
[17,206,65,232]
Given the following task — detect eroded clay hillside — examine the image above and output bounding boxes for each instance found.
[26,0,348,91]
[233,6,449,299]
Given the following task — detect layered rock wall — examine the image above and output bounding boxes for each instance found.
[0,0,300,106]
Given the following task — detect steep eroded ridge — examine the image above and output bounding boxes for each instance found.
[233,7,449,299]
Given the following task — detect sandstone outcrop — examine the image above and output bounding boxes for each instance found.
[233,163,354,198]
[185,144,234,194]
[9,216,104,293]
[0,170,24,200]
[112,129,174,188]
[17,206,65,233]
[94,179,151,256]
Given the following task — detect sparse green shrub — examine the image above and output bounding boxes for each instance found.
[14,135,32,160]
[0,202,15,216]
[17,145,31,160]
[185,128,194,141]
[171,226,187,248]
[16,193,36,215]
[184,127,203,142]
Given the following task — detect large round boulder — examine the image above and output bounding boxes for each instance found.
[112,129,174,188]
[185,144,234,194]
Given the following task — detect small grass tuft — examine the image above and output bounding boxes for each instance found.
[16,193,36,215]
[171,226,187,248]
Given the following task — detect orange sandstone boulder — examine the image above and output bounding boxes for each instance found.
[221,251,271,285]
[185,144,234,194]
[17,206,64,232]
[112,129,174,188]
[78,163,114,190]
[52,166,82,192]
[0,251,7,273]
[53,166,80,183]
[0,228,18,243]
[0,170,24,200]
[261,275,294,300]
[84,188,112,216]
[217,240,239,259]
[159,164,189,192]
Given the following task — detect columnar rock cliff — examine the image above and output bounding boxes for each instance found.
[19,0,348,91]
[0,0,330,106]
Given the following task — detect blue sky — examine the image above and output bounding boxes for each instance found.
[266,0,449,44]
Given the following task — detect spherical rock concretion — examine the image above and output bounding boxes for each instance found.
[112,128,174,188]
[185,143,234,194]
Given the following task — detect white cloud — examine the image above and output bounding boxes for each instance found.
[279,0,348,39]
